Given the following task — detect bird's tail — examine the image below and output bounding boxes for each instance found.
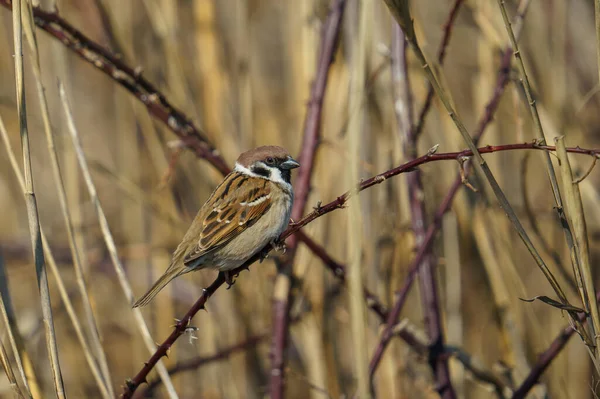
[133,266,185,308]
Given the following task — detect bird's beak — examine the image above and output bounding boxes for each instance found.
[280,157,300,170]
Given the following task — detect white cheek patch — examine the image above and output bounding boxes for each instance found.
[234,162,259,177]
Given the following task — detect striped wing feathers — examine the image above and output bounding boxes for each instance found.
[182,173,273,265]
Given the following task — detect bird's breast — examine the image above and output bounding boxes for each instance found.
[213,192,292,270]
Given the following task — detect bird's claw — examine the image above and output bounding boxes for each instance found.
[272,239,287,254]
[224,271,237,289]
[259,247,270,263]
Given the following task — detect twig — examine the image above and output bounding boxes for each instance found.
[269,1,346,397]
[496,0,599,354]
[122,276,226,398]
[443,346,509,398]
[411,0,464,139]
[10,1,65,396]
[390,319,510,397]
[573,154,598,184]
[21,2,113,396]
[555,136,599,372]
[384,0,592,356]
[511,291,600,398]
[58,83,179,399]
[122,142,599,397]
[0,0,350,304]
[0,0,392,315]
[369,0,532,383]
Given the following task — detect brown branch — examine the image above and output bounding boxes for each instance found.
[0,0,359,307]
[269,1,346,397]
[411,0,464,140]
[120,142,599,397]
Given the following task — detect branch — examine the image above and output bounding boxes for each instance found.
[120,142,599,397]
[367,0,529,376]
[411,0,464,140]
[0,0,354,307]
[511,290,600,399]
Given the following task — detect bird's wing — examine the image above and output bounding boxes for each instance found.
[181,173,274,266]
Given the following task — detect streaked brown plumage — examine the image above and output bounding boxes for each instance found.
[133,146,299,307]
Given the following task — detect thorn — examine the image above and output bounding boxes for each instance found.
[427,143,440,156]
[313,200,322,212]
[134,65,144,77]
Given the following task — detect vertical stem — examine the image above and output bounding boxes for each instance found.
[11,0,66,397]
[58,83,179,399]
[268,1,347,397]
[0,253,33,398]
[393,19,455,398]
[496,0,599,354]
[20,2,113,395]
[347,0,371,397]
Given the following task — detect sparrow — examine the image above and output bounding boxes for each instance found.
[133,146,299,307]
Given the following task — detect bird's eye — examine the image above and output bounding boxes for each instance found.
[266,157,275,165]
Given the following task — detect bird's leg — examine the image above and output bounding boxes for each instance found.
[223,271,236,289]
[259,246,271,263]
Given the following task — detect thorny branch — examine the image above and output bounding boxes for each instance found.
[121,143,599,397]
[6,1,597,397]
[0,0,352,299]
[411,0,464,140]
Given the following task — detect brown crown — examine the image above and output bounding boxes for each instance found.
[236,145,291,167]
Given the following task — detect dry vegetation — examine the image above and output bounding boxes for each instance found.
[0,0,599,398]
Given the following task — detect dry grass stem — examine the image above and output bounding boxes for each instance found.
[556,136,600,367]
[347,1,371,397]
[0,255,31,399]
[496,0,600,356]
[0,335,23,399]
[383,0,590,347]
[10,0,65,396]
[20,1,113,395]
[0,112,111,398]
[0,1,598,397]
[57,83,178,399]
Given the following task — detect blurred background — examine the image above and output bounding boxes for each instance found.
[0,0,600,397]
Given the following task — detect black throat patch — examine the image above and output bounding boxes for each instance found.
[280,169,291,184]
